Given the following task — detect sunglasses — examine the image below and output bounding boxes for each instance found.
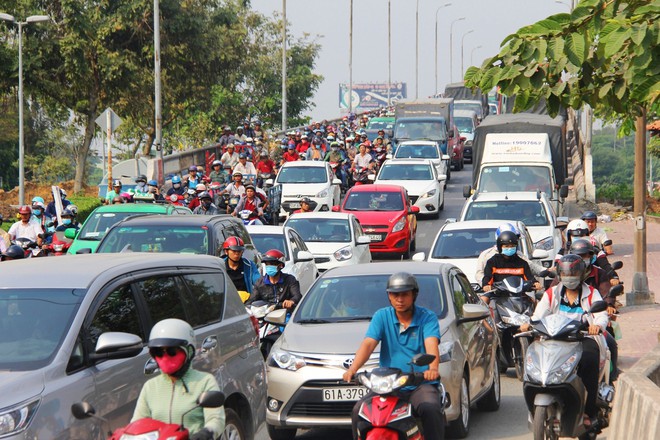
[149,347,181,358]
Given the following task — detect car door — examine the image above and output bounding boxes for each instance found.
[327,163,341,205]
[352,216,371,263]
[287,227,317,293]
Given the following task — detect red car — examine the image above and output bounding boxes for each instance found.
[332,184,419,258]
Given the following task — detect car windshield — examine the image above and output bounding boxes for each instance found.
[378,164,433,181]
[464,201,549,226]
[454,117,475,134]
[394,144,439,159]
[286,218,351,242]
[0,289,82,371]
[394,121,446,141]
[454,102,483,117]
[431,228,496,258]
[367,119,394,130]
[478,165,552,197]
[343,191,404,211]
[277,166,328,184]
[98,226,209,253]
[78,212,138,240]
[249,233,289,259]
[295,274,447,322]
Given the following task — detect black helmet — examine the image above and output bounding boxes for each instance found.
[581,211,598,221]
[386,272,419,294]
[557,254,586,289]
[496,230,519,253]
[570,238,594,257]
[198,191,212,200]
[2,244,25,260]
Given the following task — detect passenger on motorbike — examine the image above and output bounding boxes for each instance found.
[582,211,613,255]
[246,249,302,311]
[187,184,208,211]
[133,318,225,440]
[45,189,72,219]
[521,254,608,427]
[9,206,43,247]
[232,184,264,225]
[343,272,444,440]
[167,175,186,197]
[193,192,221,215]
[220,236,260,295]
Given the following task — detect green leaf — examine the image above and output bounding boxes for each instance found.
[479,68,500,91]
[613,80,626,100]
[463,66,480,83]
[604,29,631,58]
[634,4,660,15]
[630,22,648,46]
[571,6,592,23]
[514,90,530,111]
[565,33,586,66]
[536,39,548,62]
[598,82,613,99]
[548,37,565,60]
[630,76,660,103]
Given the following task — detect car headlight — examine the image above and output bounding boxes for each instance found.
[359,372,408,394]
[535,236,554,251]
[0,399,39,436]
[421,189,437,199]
[392,217,407,233]
[334,246,353,261]
[316,188,329,198]
[465,140,473,147]
[269,349,306,371]
[119,432,159,440]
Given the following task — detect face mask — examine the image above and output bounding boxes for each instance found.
[202,200,212,208]
[173,183,181,189]
[561,275,582,290]
[501,247,516,257]
[63,219,72,226]
[265,265,279,277]
[33,209,42,216]
[137,182,145,188]
[331,146,338,151]
[154,349,187,375]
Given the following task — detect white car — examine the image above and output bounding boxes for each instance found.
[458,191,568,268]
[283,212,371,271]
[246,225,319,294]
[392,140,450,183]
[374,159,445,217]
[412,220,547,283]
[275,161,342,220]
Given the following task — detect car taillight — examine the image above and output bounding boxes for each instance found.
[249,315,260,337]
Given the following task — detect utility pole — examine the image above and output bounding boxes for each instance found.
[154,0,163,183]
[282,0,287,131]
[387,0,391,106]
[349,0,353,113]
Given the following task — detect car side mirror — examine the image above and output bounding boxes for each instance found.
[295,250,314,262]
[264,308,288,325]
[409,206,420,214]
[531,249,549,260]
[332,178,342,185]
[331,205,340,212]
[76,248,92,254]
[64,228,78,239]
[411,252,425,261]
[89,332,143,362]
[559,185,569,199]
[457,304,490,324]
[463,185,473,199]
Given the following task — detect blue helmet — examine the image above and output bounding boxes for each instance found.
[171,175,182,184]
[32,196,45,205]
[496,222,519,238]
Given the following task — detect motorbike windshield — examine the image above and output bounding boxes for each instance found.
[0,289,83,371]
[98,226,209,254]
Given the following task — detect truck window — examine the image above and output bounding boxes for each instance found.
[478,166,552,196]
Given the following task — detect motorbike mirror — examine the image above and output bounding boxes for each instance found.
[611,261,623,271]
[471,283,483,293]
[331,205,340,212]
[197,391,226,408]
[64,228,78,239]
[264,308,287,326]
[608,284,624,298]
[462,185,473,199]
[411,353,436,367]
[46,221,55,227]
[588,300,608,314]
[602,239,613,247]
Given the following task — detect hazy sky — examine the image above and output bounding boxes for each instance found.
[251,0,571,121]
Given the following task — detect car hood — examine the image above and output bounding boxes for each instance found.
[278,321,371,354]
[376,180,437,196]
[0,370,45,408]
[280,182,329,198]
[305,241,350,254]
[429,256,479,284]
[347,210,405,227]
[525,225,553,244]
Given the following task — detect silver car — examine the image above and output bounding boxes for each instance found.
[265,261,500,439]
[0,253,265,439]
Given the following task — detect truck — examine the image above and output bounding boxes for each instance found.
[444,82,489,119]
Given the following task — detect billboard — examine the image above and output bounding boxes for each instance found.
[339,82,407,110]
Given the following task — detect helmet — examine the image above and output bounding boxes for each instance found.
[136,174,147,182]
[147,179,158,186]
[198,191,212,200]
[18,205,32,215]
[195,183,207,191]
[31,196,45,205]
[113,179,122,187]
[570,238,594,257]
[262,249,285,265]
[32,201,46,210]
[226,144,235,150]
[244,183,256,192]
[566,219,589,238]
[238,153,247,159]
[496,222,519,237]
[68,204,78,215]
[61,208,75,217]
[223,236,245,252]
[232,171,243,178]
[496,230,519,253]
[171,175,182,184]
[188,165,197,172]
[287,144,295,150]
[300,197,312,204]
[557,254,586,289]
[2,245,25,260]
[212,160,222,167]
[260,150,268,157]
[148,318,196,376]
[386,272,419,294]
[581,211,598,221]
[245,137,254,143]
[254,120,262,126]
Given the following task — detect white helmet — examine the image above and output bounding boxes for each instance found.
[566,219,589,238]
[148,318,196,351]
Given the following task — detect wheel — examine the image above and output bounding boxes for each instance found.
[460,157,465,170]
[476,357,500,411]
[447,372,470,438]
[446,165,451,182]
[402,242,411,260]
[267,424,297,440]
[438,194,445,211]
[223,408,247,440]
[410,236,416,252]
[515,337,530,381]
[532,405,558,440]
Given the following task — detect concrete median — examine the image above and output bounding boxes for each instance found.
[609,344,660,439]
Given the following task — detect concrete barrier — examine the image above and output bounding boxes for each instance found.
[609,344,660,439]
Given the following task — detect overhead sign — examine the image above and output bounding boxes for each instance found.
[339,83,407,110]
[95,107,122,132]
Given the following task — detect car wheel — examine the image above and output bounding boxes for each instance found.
[267,424,297,440]
[223,408,247,440]
[402,241,411,260]
[460,157,465,170]
[438,194,444,211]
[447,372,470,438]
[410,236,416,252]
[446,166,451,182]
[476,357,501,411]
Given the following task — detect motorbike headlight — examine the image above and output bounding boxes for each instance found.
[534,236,554,251]
[52,244,64,252]
[119,432,159,440]
[501,312,531,326]
[546,354,579,385]
[359,373,408,394]
[524,350,542,383]
[334,246,353,261]
[392,217,407,233]
[0,399,39,436]
[316,188,329,198]
[421,189,436,199]
[269,349,306,371]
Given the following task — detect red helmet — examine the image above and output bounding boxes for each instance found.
[222,236,245,252]
[18,205,32,215]
[262,249,285,265]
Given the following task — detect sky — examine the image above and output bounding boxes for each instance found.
[251,0,573,121]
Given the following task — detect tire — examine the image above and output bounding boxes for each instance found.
[223,408,247,440]
[460,158,465,170]
[447,372,470,438]
[533,405,557,440]
[515,337,530,381]
[402,242,411,260]
[446,166,451,182]
[476,357,500,411]
[410,236,417,252]
[267,424,297,440]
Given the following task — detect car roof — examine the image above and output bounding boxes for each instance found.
[0,253,222,289]
[110,214,232,226]
[395,117,446,122]
[280,161,328,168]
[322,261,451,277]
[346,184,405,193]
[453,109,478,118]
[91,203,180,214]
[245,225,285,234]
[382,159,434,167]
[468,191,548,202]
[285,212,353,220]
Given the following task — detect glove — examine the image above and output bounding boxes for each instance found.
[190,428,215,440]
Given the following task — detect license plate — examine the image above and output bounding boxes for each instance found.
[288,202,300,209]
[368,234,382,242]
[322,387,368,402]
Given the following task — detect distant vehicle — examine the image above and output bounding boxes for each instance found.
[453,109,479,164]
[454,100,486,121]
[283,212,371,271]
[67,203,192,254]
[332,184,419,259]
[488,102,499,115]
[392,140,451,181]
[366,116,395,131]
[275,161,342,220]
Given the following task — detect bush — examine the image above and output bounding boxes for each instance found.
[596,183,634,205]
[68,196,102,224]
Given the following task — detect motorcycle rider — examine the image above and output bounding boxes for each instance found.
[582,210,613,255]
[481,230,540,304]
[134,175,149,196]
[220,144,240,170]
[246,249,302,311]
[192,192,221,215]
[232,154,257,182]
[30,197,54,235]
[188,184,208,211]
[185,166,201,190]
[167,175,186,197]
[45,189,71,219]
[559,219,619,285]
[105,179,124,203]
[325,141,348,187]
[521,254,608,428]
[292,197,315,214]
[350,143,374,174]
[343,272,444,440]
[147,180,165,202]
[208,160,228,185]
[255,150,277,182]
[54,208,79,232]
[8,206,43,247]
[220,236,260,296]
[218,126,235,147]
[232,184,264,224]
[281,144,299,164]
[132,318,225,440]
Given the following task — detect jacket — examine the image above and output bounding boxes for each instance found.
[532,283,609,331]
[247,272,302,309]
[221,255,260,294]
[482,253,535,287]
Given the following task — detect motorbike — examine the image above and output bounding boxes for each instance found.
[518,285,623,440]
[14,237,40,258]
[249,300,286,359]
[257,172,273,189]
[43,230,74,256]
[352,166,371,186]
[71,391,225,440]
[238,209,261,226]
[352,353,447,440]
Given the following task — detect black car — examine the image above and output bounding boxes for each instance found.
[95,214,260,264]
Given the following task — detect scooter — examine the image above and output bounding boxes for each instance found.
[353,353,447,440]
[71,391,225,440]
[44,230,74,256]
[14,237,40,258]
[352,166,371,186]
[238,209,261,226]
[249,300,285,359]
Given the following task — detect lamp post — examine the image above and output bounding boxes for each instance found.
[0,13,50,206]
[449,17,465,83]
[434,3,452,96]
[153,0,163,184]
[282,0,287,130]
[415,0,419,99]
[460,29,474,80]
[349,0,353,112]
[470,45,482,67]
[387,0,391,106]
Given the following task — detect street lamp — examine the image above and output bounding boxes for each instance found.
[449,17,465,83]
[282,0,287,130]
[154,0,163,184]
[434,3,452,96]
[0,13,50,206]
[470,45,483,67]
[415,0,419,98]
[460,29,474,80]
